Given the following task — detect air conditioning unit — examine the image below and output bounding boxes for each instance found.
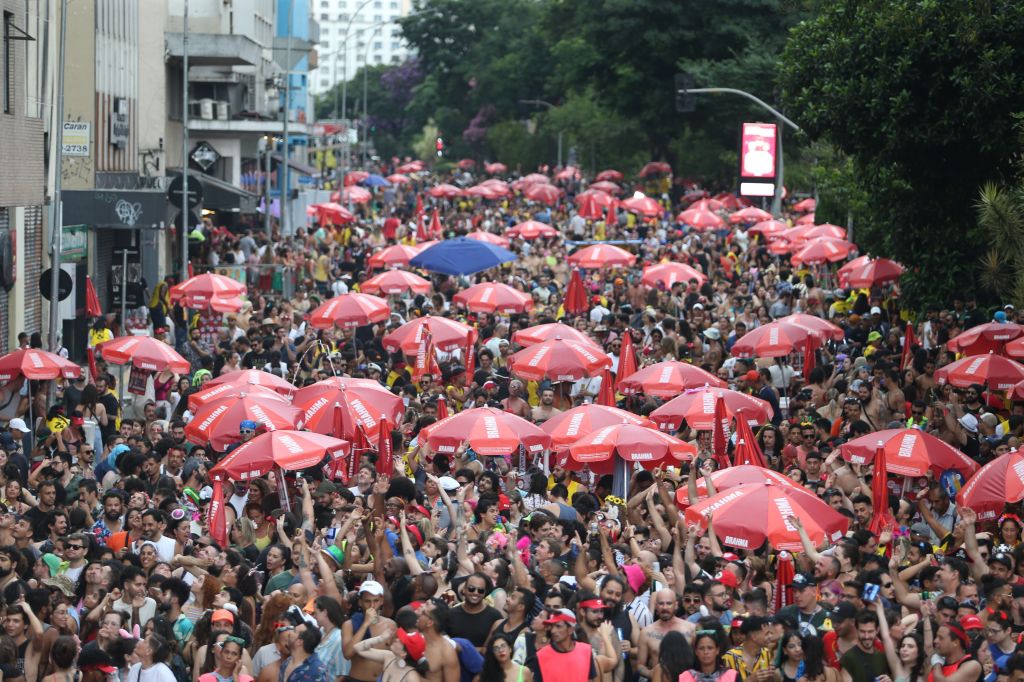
[216,101,229,120]
[199,98,214,120]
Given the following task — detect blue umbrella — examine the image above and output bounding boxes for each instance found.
[361,174,391,187]
[410,237,517,276]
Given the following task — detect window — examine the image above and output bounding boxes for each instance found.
[391,55,400,63]
[390,1,398,8]
[320,12,328,20]
[356,54,364,62]
[373,41,382,49]
[373,55,382,63]
[338,13,348,21]
[373,14,382,22]
[391,41,400,50]
[320,1,328,6]
[373,0,382,6]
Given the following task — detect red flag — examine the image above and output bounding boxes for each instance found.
[711,395,731,469]
[465,329,477,381]
[732,413,767,467]
[614,330,638,393]
[376,417,394,477]
[85,276,102,318]
[773,551,796,613]
[564,268,589,316]
[86,348,99,384]
[187,262,194,278]
[411,330,439,380]
[901,322,917,371]
[802,335,817,382]
[429,209,443,239]
[208,476,228,547]
[869,443,895,535]
[416,213,429,242]
[598,368,615,407]
[435,397,449,420]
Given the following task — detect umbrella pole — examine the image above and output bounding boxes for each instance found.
[612,455,629,500]
[274,465,291,512]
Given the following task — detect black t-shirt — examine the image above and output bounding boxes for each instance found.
[839,644,889,682]
[447,604,502,648]
[24,505,50,541]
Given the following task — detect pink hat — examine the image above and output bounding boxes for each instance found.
[622,564,645,594]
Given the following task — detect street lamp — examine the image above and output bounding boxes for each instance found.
[520,99,562,168]
[361,25,383,167]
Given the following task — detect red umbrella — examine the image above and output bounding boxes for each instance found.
[790,238,854,265]
[839,257,905,288]
[689,198,724,211]
[685,482,849,551]
[522,173,550,185]
[575,190,618,219]
[85,276,102,317]
[420,407,550,456]
[427,183,462,199]
[555,166,581,181]
[210,430,349,481]
[485,162,507,174]
[340,186,372,204]
[589,181,620,194]
[675,207,725,230]
[0,348,82,381]
[804,223,848,240]
[781,224,813,243]
[947,323,1024,356]
[777,313,846,342]
[595,169,623,182]
[383,316,474,354]
[397,161,424,173]
[458,158,476,170]
[169,273,246,308]
[795,212,815,225]
[206,369,296,395]
[344,171,369,186]
[367,245,420,269]
[730,320,820,358]
[512,322,598,348]
[729,206,773,224]
[209,296,244,313]
[618,361,725,397]
[935,353,1024,390]
[509,338,611,381]
[524,184,562,205]
[639,162,672,177]
[312,202,356,225]
[506,220,559,240]
[568,244,636,269]
[768,239,794,255]
[480,179,510,195]
[674,465,802,508]
[774,551,796,612]
[733,416,768,468]
[184,394,302,450]
[569,422,695,472]
[564,269,589,316]
[360,270,432,296]
[293,377,405,441]
[615,329,638,391]
[97,336,190,374]
[188,382,288,412]
[711,395,731,469]
[453,282,532,314]
[464,185,501,200]
[620,195,662,217]
[792,198,816,212]
[465,230,510,248]
[386,173,411,185]
[542,404,653,450]
[713,193,744,210]
[836,255,870,287]
[957,451,1024,521]
[748,220,788,239]
[597,369,615,407]
[869,442,895,535]
[309,293,391,330]
[641,262,707,289]
[650,387,772,431]
[840,428,980,478]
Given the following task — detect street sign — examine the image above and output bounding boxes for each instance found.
[39,267,73,302]
[739,122,777,197]
[62,121,91,156]
[190,141,221,172]
[167,174,204,210]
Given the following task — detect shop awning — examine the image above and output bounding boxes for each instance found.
[62,189,168,229]
[167,169,259,214]
[271,154,320,177]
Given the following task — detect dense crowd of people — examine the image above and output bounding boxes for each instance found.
[0,161,1021,682]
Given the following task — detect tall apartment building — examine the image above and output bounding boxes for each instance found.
[311,0,413,101]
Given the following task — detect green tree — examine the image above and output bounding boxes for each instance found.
[977,121,1024,306]
[779,0,1024,306]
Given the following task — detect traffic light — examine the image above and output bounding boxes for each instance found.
[675,73,696,113]
[435,136,444,157]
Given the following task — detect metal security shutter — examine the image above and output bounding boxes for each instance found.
[0,208,8,353]
[93,229,115,312]
[21,206,41,337]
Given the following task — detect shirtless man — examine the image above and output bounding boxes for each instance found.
[637,589,696,680]
[531,389,562,423]
[501,380,532,420]
[341,581,396,682]
[417,599,459,682]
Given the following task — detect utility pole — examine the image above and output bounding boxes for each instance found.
[677,84,800,217]
[281,3,292,237]
[47,0,69,352]
[180,0,190,281]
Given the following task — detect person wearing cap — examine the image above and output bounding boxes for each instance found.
[342,580,395,682]
[777,573,832,636]
[574,591,622,679]
[528,608,599,682]
[637,589,696,679]
[821,601,862,668]
[721,615,772,681]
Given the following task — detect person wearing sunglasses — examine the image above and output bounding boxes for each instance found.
[448,572,502,655]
